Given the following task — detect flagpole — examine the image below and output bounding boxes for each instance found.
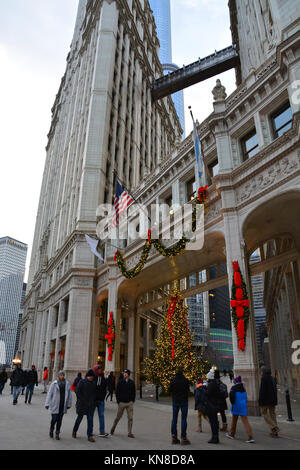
[188,106,207,188]
[113,170,152,223]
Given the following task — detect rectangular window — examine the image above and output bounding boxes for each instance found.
[64,297,69,323]
[271,103,292,138]
[241,129,259,160]
[54,305,59,327]
[186,178,196,201]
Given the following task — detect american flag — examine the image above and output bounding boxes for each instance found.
[112,181,133,227]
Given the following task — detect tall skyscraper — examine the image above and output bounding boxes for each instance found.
[21,0,182,379]
[0,237,27,366]
[149,0,186,137]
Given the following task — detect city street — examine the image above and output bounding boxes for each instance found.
[0,378,299,451]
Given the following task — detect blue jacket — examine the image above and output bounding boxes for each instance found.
[229,383,248,416]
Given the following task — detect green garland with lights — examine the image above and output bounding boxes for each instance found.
[114,186,208,279]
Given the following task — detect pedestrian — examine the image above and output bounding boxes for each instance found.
[72,369,97,442]
[194,378,209,433]
[226,376,255,443]
[21,368,27,395]
[205,368,223,444]
[71,372,82,391]
[215,369,228,432]
[25,365,38,404]
[93,364,109,437]
[223,369,227,377]
[110,369,136,438]
[106,371,115,401]
[169,367,191,445]
[10,363,25,405]
[259,368,279,437]
[229,371,234,383]
[42,367,49,393]
[45,370,72,440]
[0,367,8,395]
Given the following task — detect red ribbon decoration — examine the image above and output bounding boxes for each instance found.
[231,261,249,351]
[105,312,115,361]
[167,296,178,359]
[198,185,208,202]
[114,250,120,262]
[147,229,151,243]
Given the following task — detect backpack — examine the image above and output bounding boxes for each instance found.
[219,381,228,399]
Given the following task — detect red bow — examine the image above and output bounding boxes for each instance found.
[198,185,208,202]
[230,298,250,318]
[114,250,120,262]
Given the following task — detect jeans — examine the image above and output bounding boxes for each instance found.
[50,412,64,434]
[25,383,35,403]
[171,402,188,438]
[208,412,219,437]
[0,383,5,394]
[73,412,94,438]
[13,386,22,402]
[96,401,105,434]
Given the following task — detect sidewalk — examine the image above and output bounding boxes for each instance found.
[0,380,299,451]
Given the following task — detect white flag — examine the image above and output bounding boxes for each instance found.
[85,234,104,262]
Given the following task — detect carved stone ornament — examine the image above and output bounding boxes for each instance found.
[212,79,227,102]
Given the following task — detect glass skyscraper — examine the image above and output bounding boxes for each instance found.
[149,0,185,137]
[0,237,27,366]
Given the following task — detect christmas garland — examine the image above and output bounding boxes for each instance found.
[114,186,208,279]
[105,311,115,361]
[230,261,250,351]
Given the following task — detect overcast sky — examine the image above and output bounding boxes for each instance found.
[0,0,236,282]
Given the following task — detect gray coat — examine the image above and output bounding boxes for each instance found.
[45,379,72,414]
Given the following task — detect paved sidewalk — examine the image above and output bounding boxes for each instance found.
[0,380,299,451]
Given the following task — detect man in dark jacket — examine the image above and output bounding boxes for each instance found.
[72,369,97,442]
[10,363,25,405]
[0,368,8,395]
[25,365,38,404]
[169,368,191,445]
[205,368,221,444]
[259,368,279,437]
[110,369,136,438]
[93,364,109,437]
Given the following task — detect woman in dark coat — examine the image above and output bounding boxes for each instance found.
[72,369,97,442]
[215,369,228,431]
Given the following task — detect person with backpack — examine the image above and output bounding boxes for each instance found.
[215,369,228,432]
[226,376,255,443]
[194,378,209,432]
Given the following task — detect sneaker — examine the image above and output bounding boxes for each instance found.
[128,433,135,438]
[181,437,191,445]
[98,432,109,437]
[172,436,180,444]
[226,433,235,439]
[246,436,255,443]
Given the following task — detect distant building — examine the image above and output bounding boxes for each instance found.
[0,237,27,366]
[149,0,185,137]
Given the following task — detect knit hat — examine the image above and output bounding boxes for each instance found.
[206,368,215,380]
[123,369,131,375]
[86,369,95,377]
[234,376,241,384]
[58,370,65,376]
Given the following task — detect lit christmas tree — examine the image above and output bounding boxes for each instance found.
[143,284,211,391]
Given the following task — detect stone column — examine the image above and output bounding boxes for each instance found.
[223,210,260,415]
[105,278,120,375]
[53,301,65,376]
[127,312,135,372]
[43,306,55,372]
